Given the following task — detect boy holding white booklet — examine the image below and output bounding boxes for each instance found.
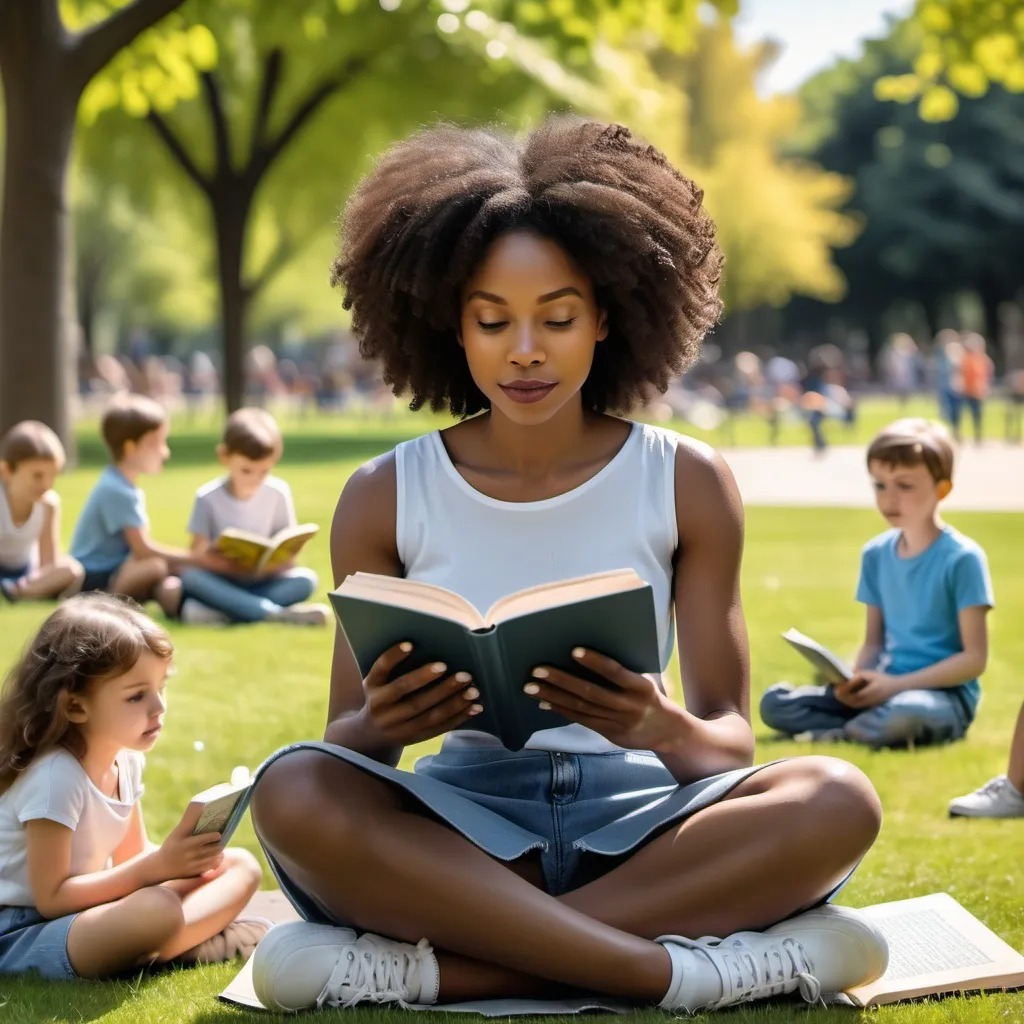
[178,409,328,626]
[761,419,994,749]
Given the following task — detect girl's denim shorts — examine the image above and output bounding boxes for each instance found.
[250,741,780,927]
[0,904,78,980]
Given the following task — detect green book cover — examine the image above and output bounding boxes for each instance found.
[329,573,663,751]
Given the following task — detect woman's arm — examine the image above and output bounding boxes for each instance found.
[660,443,755,782]
[37,493,61,567]
[323,454,405,763]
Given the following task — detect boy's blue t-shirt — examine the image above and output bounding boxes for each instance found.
[856,525,994,714]
[70,466,147,573]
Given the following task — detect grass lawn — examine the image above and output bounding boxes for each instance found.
[0,413,1022,1022]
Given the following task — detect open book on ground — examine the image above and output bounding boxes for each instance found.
[329,569,661,750]
[843,892,1024,1007]
[781,627,853,685]
[214,523,318,573]
[189,766,252,847]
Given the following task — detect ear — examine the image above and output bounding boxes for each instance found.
[455,327,465,351]
[595,309,609,343]
[216,444,230,466]
[936,479,953,500]
[0,461,11,484]
[64,693,89,725]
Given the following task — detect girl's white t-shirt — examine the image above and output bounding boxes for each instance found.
[0,747,145,908]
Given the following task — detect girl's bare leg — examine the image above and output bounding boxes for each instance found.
[156,848,263,961]
[1006,703,1024,792]
[66,886,185,978]
[109,556,169,602]
[252,752,879,1002]
[10,559,84,601]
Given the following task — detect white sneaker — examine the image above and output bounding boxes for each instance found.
[658,904,888,1012]
[180,598,230,626]
[268,602,330,626]
[250,922,439,1012]
[949,775,1024,818]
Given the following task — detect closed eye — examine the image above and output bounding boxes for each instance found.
[478,321,507,332]
[546,318,577,329]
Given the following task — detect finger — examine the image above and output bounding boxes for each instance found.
[394,672,476,717]
[527,666,635,712]
[404,688,484,734]
[407,700,483,744]
[175,802,205,834]
[370,659,452,707]
[365,641,418,689]
[525,686,621,722]
[567,648,649,692]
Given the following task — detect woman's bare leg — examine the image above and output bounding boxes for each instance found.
[252,752,879,1002]
[1006,703,1024,792]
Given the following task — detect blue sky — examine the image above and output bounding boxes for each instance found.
[732,0,915,94]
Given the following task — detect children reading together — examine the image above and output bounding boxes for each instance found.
[178,408,328,626]
[245,118,889,1014]
[761,419,994,749]
[0,594,268,980]
[0,421,84,603]
[69,395,221,615]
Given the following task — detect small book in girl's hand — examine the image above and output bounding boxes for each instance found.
[189,766,252,847]
[329,569,663,751]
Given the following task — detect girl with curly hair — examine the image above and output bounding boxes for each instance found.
[249,118,888,1013]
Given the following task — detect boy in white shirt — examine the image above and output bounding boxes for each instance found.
[0,421,84,603]
[179,409,328,625]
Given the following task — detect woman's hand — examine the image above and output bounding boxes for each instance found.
[353,641,482,747]
[523,647,689,752]
[835,670,903,709]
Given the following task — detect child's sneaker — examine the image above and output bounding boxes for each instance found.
[268,602,330,626]
[180,598,230,626]
[251,921,439,1012]
[178,916,272,964]
[948,775,1024,818]
[657,904,888,1012]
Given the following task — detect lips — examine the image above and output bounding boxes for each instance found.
[498,380,557,404]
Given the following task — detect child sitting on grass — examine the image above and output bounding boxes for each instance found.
[761,418,994,749]
[69,395,224,615]
[0,421,84,603]
[0,594,268,980]
[178,408,328,626]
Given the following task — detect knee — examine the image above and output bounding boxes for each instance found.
[63,557,86,583]
[221,846,263,890]
[759,684,793,727]
[774,756,882,854]
[144,556,170,581]
[129,885,185,942]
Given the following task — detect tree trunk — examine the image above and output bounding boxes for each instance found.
[0,31,78,445]
[214,194,253,414]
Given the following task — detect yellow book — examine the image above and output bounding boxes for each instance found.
[214,523,318,573]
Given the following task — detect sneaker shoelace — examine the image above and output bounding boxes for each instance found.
[669,933,822,1011]
[976,775,1021,800]
[317,936,432,1009]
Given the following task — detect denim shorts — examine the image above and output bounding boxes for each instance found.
[250,741,777,926]
[81,563,123,593]
[0,905,79,980]
[0,564,28,584]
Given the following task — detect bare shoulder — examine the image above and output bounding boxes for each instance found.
[330,450,400,577]
[672,434,743,538]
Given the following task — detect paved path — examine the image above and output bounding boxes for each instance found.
[720,443,1024,512]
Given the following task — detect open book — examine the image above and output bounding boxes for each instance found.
[329,569,662,750]
[781,627,853,685]
[189,766,252,847]
[844,892,1024,1007]
[214,523,318,573]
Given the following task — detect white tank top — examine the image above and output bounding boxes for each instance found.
[0,486,44,571]
[395,420,688,754]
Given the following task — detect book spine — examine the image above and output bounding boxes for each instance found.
[468,629,516,748]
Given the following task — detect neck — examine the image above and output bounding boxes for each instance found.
[480,401,591,477]
[77,737,122,795]
[899,516,943,557]
[114,460,139,484]
[2,482,33,522]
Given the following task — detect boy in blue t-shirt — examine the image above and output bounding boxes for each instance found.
[761,418,994,749]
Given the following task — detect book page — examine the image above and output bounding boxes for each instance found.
[337,572,484,629]
[486,569,645,624]
[781,627,853,683]
[215,530,270,573]
[261,524,319,572]
[846,893,1024,1007]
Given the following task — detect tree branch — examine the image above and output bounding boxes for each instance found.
[201,71,233,179]
[145,110,210,194]
[246,233,296,298]
[252,49,284,152]
[71,0,187,89]
[246,54,369,189]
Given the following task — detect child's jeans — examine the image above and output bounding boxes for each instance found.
[760,682,972,749]
[179,566,317,623]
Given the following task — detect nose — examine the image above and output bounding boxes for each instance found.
[507,327,546,368]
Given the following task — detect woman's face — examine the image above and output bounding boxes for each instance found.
[459,230,607,424]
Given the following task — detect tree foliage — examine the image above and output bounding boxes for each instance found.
[876,0,1024,121]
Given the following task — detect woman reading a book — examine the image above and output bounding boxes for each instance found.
[247,118,889,1013]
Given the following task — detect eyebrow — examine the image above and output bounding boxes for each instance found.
[466,287,583,305]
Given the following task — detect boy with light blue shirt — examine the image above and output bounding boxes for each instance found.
[761,418,994,748]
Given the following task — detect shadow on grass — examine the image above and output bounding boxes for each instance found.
[76,434,411,469]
